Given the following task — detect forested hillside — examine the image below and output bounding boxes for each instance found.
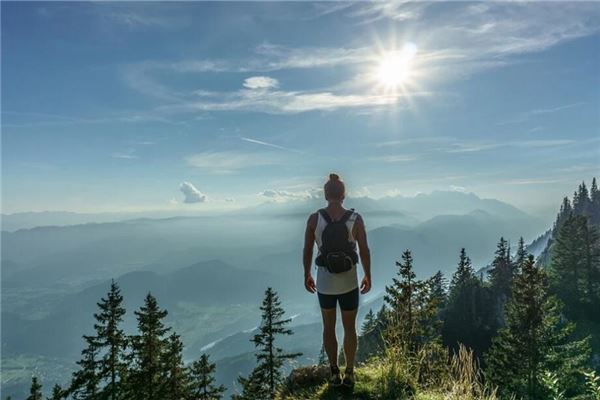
[7,178,600,400]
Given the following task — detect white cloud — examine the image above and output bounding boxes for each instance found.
[349,186,371,198]
[117,2,600,117]
[259,188,321,202]
[179,182,206,203]
[112,149,138,159]
[241,137,302,153]
[243,76,279,90]
[185,151,279,174]
[369,154,418,163]
[161,89,412,115]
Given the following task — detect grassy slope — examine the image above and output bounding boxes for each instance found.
[277,363,447,400]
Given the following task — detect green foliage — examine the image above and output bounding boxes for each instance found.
[442,248,496,357]
[235,287,301,400]
[550,213,600,320]
[487,237,515,325]
[127,293,171,400]
[384,250,441,353]
[69,336,101,400]
[162,333,191,400]
[26,376,43,400]
[93,280,128,400]
[485,256,591,399]
[583,370,600,400]
[540,371,565,400]
[188,354,225,400]
[47,384,64,400]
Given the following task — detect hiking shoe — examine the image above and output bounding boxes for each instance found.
[329,366,342,387]
[342,369,355,388]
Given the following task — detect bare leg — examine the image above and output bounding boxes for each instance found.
[341,309,358,370]
[320,308,338,367]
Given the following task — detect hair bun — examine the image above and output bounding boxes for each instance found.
[329,173,340,181]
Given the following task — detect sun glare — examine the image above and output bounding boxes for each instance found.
[374,43,418,90]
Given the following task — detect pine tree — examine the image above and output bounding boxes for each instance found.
[428,270,447,311]
[384,250,418,350]
[550,214,600,320]
[188,354,225,400]
[384,250,441,353]
[236,287,301,399]
[47,384,63,400]
[515,236,528,272]
[162,333,191,400]
[591,177,600,225]
[94,280,127,400]
[485,256,591,399]
[356,305,388,362]
[488,237,515,324]
[70,335,101,400]
[361,309,376,335]
[27,377,43,400]
[127,293,171,400]
[442,248,495,357]
[451,248,474,289]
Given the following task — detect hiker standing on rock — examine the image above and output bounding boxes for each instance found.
[303,173,372,389]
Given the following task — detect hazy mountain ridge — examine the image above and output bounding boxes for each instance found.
[1,190,550,398]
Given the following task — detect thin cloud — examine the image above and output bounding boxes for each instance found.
[241,137,303,154]
[185,151,280,174]
[259,188,320,202]
[243,76,279,90]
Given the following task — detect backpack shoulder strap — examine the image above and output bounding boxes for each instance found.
[318,208,332,224]
[340,208,356,224]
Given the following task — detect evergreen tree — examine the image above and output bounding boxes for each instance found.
[188,354,225,400]
[442,248,495,357]
[356,305,388,362]
[515,236,528,272]
[488,237,515,324]
[27,377,43,400]
[70,335,101,400]
[162,333,190,400]
[485,256,591,399]
[361,309,376,335]
[591,177,600,225]
[384,250,441,352]
[127,293,171,400]
[93,280,127,400]
[550,214,600,320]
[428,270,447,311]
[574,182,591,216]
[48,384,63,400]
[236,287,300,400]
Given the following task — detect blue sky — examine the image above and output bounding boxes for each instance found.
[2,1,599,218]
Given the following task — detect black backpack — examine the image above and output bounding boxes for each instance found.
[315,208,359,273]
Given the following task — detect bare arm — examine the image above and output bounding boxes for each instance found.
[354,215,372,293]
[302,213,317,293]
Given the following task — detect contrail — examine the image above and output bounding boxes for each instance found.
[241,136,303,154]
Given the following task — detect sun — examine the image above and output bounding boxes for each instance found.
[374,43,418,90]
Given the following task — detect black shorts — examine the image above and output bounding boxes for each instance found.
[318,288,359,311]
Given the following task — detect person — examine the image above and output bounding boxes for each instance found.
[303,173,371,389]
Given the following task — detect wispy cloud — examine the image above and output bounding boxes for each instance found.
[185,151,280,174]
[111,2,598,119]
[241,137,303,154]
[369,154,418,163]
[499,102,586,125]
[243,76,279,90]
[259,188,320,202]
[112,149,138,159]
